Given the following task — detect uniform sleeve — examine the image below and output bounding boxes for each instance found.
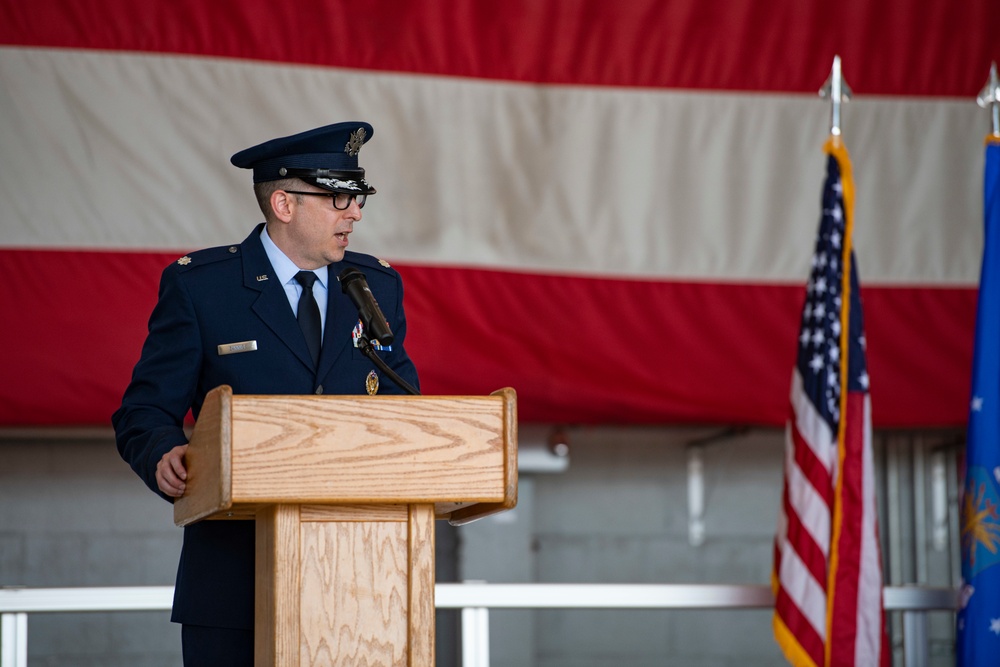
[111,264,203,501]
[384,270,421,394]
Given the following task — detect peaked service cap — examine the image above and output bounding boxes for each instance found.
[230,121,376,195]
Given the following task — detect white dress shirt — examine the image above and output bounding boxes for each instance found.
[259,225,329,335]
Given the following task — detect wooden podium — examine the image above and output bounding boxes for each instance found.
[173,385,517,667]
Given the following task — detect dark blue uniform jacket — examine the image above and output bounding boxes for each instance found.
[112,223,420,629]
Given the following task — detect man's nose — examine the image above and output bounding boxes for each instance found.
[347,197,363,219]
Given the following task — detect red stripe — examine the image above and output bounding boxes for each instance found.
[864,285,976,426]
[774,585,826,666]
[827,392,867,664]
[0,249,166,425]
[404,266,975,426]
[0,250,977,427]
[781,482,829,589]
[791,416,834,506]
[1,0,996,96]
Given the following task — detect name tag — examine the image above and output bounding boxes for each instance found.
[218,340,258,356]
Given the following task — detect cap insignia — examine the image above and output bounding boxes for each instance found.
[345,127,367,157]
[177,256,192,266]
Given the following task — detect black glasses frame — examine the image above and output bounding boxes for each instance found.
[283,190,367,210]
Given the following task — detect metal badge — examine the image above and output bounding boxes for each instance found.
[177,256,192,266]
[352,320,364,348]
[218,340,258,356]
[345,127,367,156]
[256,274,268,282]
[365,370,379,395]
[352,320,391,351]
[378,258,391,268]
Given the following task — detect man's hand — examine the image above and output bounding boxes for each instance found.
[156,444,189,497]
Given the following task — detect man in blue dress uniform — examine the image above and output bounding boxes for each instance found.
[112,121,420,665]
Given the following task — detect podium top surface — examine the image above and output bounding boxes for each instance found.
[174,385,517,526]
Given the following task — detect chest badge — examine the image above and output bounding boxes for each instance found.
[365,370,379,396]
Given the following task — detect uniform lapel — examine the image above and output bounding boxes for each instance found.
[317,262,360,381]
[241,225,315,370]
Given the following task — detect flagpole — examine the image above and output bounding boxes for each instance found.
[820,55,853,138]
[772,53,889,667]
[822,54,862,667]
[956,59,1000,667]
[977,61,1000,139]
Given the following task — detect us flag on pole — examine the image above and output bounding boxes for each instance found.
[772,137,890,667]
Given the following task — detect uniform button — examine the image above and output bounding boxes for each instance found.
[228,246,238,253]
[315,385,324,395]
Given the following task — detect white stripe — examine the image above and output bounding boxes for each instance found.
[790,370,838,482]
[776,531,828,642]
[775,487,788,546]
[0,47,983,284]
[855,394,885,663]
[784,420,832,557]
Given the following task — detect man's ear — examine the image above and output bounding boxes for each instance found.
[270,189,295,223]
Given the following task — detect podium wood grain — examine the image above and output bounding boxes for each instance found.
[175,386,516,666]
[256,504,434,667]
[176,387,517,526]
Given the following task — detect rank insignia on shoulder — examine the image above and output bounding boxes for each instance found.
[366,370,379,395]
[177,256,192,266]
[378,258,391,268]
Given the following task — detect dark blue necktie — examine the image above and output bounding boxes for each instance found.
[294,271,321,365]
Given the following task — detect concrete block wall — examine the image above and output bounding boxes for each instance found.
[0,425,962,666]
[458,425,963,667]
[460,426,788,667]
[0,435,182,666]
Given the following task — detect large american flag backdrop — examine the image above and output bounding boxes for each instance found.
[0,0,997,427]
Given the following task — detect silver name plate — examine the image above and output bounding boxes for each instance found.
[217,340,258,356]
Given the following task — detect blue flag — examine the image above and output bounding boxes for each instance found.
[957,137,1000,665]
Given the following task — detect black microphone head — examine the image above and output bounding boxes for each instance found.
[338,267,394,345]
[338,267,364,290]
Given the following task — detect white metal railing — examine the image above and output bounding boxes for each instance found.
[0,584,958,667]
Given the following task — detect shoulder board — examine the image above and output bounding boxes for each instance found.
[172,244,242,271]
[342,251,398,277]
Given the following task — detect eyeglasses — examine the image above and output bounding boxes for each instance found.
[283,190,367,210]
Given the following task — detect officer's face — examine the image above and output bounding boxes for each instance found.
[285,189,363,268]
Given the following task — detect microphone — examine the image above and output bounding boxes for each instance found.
[339,268,395,346]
